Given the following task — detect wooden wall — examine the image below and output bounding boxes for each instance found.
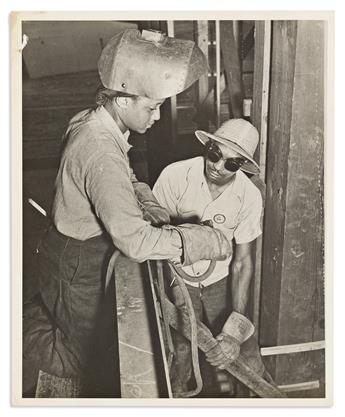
[260,20,325,397]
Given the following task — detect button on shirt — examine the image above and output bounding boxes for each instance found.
[153,157,262,287]
[52,106,181,262]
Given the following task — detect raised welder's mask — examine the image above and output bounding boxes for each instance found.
[98,29,208,99]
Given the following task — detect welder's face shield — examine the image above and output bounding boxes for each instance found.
[98,29,208,99]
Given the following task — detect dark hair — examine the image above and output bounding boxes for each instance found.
[95,85,138,106]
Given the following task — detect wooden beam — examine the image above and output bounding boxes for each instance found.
[167,21,177,144]
[260,20,298,349]
[194,20,209,131]
[260,21,325,390]
[114,255,169,398]
[220,21,244,118]
[215,20,221,128]
[196,21,209,105]
[278,380,320,393]
[251,21,272,331]
[252,21,271,181]
[261,340,325,356]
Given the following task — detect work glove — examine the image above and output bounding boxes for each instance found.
[174,223,232,266]
[205,312,255,369]
[133,182,170,226]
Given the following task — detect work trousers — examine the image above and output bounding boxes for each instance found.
[23,226,115,396]
[169,277,265,397]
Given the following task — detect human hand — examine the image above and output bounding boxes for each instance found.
[205,332,240,369]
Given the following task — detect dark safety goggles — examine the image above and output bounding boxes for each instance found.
[205,140,247,172]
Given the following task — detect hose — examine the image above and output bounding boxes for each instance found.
[167,262,203,398]
[169,260,216,283]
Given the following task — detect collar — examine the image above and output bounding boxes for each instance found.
[94,106,132,154]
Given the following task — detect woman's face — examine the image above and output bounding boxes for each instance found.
[121,96,165,134]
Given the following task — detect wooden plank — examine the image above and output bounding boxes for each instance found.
[261,341,325,356]
[274,20,325,387]
[251,21,271,330]
[147,261,173,397]
[167,21,177,144]
[259,21,325,393]
[220,21,244,118]
[278,380,320,393]
[196,20,209,106]
[278,19,325,344]
[215,21,221,128]
[114,256,168,398]
[252,21,271,180]
[260,21,298,354]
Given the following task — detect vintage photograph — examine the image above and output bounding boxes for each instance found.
[11,11,332,405]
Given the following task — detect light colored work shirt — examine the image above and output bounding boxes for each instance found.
[153,156,262,287]
[52,106,181,262]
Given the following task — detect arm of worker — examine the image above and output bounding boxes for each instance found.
[152,165,180,219]
[127,165,171,226]
[231,183,262,313]
[132,181,171,226]
[206,186,262,368]
[205,242,255,368]
[85,153,182,262]
[231,242,254,315]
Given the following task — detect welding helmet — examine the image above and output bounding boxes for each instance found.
[98,29,208,99]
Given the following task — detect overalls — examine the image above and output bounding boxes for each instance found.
[23,226,116,396]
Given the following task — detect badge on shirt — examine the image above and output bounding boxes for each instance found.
[213,214,226,224]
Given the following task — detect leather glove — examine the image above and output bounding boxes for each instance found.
[205,333,241,369]
[133,182,170,226]
[222,311,255,343]
[174,223,232,266]
[205,312,255,369]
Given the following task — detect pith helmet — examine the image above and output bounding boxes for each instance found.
[98,29,208,99]
[195,119,260,175]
